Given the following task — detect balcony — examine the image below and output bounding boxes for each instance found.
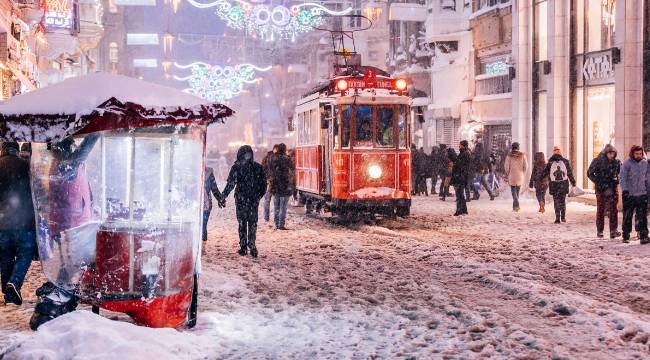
[475,73,511,96]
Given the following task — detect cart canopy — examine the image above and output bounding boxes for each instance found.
[0,72,233,142]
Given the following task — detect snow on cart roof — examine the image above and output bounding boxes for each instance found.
[0,72,233,143]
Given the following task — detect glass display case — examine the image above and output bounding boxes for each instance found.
[30,125,204,327]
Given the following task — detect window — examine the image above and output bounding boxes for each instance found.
[475,0,508,12]
[534,0,548,61]
[341,105,351,148]
[333,105,339,148]
[355,106,373,145]
[435,41,458,54]
[476,75,511,95]
[126,33,159,45]
[398,105,408,148]
[377,107,394,146]
[574,0,616,54]
[108,42,119,64]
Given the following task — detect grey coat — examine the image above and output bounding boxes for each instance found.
[620,158,650,197]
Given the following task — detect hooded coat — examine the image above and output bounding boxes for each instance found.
[268,144,295,197]
[542,154,576,196]
[529,152,549,192]
[587,145,621,194]
[504,150,528,186]
[221,145,267,202]
[0,143,35,230]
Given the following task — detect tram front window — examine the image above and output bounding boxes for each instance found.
[377,107,394,146]
[341,105,351,148]
[355,106,373,145]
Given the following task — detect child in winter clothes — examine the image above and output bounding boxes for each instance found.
[529,152,549,213]
[542,146,576,223]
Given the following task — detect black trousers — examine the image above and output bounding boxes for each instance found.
[552,193,567,220]
[236,199,260,250]
[430,174,438,194]
[454,184,468,214]
[202,210,211,241]
[623,194,648,239]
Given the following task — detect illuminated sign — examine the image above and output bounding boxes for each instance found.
[330,70,405,94]
[44,0,74,29]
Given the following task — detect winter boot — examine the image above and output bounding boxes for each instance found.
[622,234,630,243]
[29,283,78,330]
[597,232,604,238]
[539,203,545,213]
[641,238,650,245]
[238,247,248,256]
[610,231,621,239]
[4,283,22,306]
[249,247,258,258]
[554,218,561,224]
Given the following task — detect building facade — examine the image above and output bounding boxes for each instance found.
[513,0,642,189]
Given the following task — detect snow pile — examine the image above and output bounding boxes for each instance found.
[3,311,214,360]
[0,73,212,116]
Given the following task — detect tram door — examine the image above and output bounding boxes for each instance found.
[321,103,335,195]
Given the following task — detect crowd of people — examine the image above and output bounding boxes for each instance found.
[412,139,650,244]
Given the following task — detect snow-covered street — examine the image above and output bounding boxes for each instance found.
[2,195,650,359]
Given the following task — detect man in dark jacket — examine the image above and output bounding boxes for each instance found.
[0,142,36,305]
[542,146,576,224]
[416,148,429,196]
[437,144,449,196]
[268,143,294,230]
[221,145,267,257]
[261,146,278,223]
[619,145,650,244]
[587,144,621,239]
[452,140,472,216]
[429,147,439,195]
[202,167,224,242]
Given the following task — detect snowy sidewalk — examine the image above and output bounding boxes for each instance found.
[2,196,650,359]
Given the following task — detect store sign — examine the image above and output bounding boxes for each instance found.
[44,0,74,29]
[582,50,615,85]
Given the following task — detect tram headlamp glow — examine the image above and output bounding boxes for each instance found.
[368,164,383,179]
[336,79,348,91]
[395,79,407,91]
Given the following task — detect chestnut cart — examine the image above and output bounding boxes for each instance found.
[0,73,233,328]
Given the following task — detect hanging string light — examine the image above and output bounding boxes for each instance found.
[173,62,272,102]
[185,0,352,41]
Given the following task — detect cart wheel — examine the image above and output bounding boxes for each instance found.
[92,305,100,314]
[186,273,198,328]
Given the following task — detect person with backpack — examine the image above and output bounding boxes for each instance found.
[587,145,621,239]
[504,142,528,212]
[619,145,650,244]
[220,145,267,257]
[529,152,549,213]
[542,146,576,224]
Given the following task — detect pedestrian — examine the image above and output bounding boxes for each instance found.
[202,166,224,242]
[452,140,471,216]
[268,143,294,230]
[471,142,494,200]
[587,144,621,239]
[542,146,576,224]
[440,148,455,201]
[0,142,36,306]
[529,152,549,213]
[504,142,528,212]
[429,147,439,195]
[438,144,450,198]
[416,147,429,196]
[220,145,267,257]
[19,143,31,160]
[288,148,297,202]
[619,145,650,244]
[261,146,278,223]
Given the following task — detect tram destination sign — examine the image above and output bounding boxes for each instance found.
[331,69,406,94]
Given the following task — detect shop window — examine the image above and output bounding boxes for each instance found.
[574,0,616,54]
[377,107,394,147]
[355,106,373,145]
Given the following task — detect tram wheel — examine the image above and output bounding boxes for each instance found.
[396,206,410,218]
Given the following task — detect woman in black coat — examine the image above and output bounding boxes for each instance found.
[542,147,576,224]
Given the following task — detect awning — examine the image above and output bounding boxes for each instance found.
[471,95,512,125]
[389,3,427,22]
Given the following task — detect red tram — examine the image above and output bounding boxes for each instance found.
[294,67,412,217]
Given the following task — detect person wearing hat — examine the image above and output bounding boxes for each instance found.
[0,142,37,305]
[587,144,621,239]
[542,146,576,224]
[504,142,528,212]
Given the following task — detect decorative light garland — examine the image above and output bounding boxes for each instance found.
[185,0,352,41]
[174,62,272,102]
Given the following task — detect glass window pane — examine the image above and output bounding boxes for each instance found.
[341,105,351,148]
[398,105,407,148]
[535,1,548,61]
[377,107,394,146]
[354,106,373,145]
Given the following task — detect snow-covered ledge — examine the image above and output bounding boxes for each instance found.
[472,92,512,102]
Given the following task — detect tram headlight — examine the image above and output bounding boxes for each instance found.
[395,79,407,91]
[368,164,383,179]
[336,79,348,91]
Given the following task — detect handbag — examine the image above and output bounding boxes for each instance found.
[568,186,585,197]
